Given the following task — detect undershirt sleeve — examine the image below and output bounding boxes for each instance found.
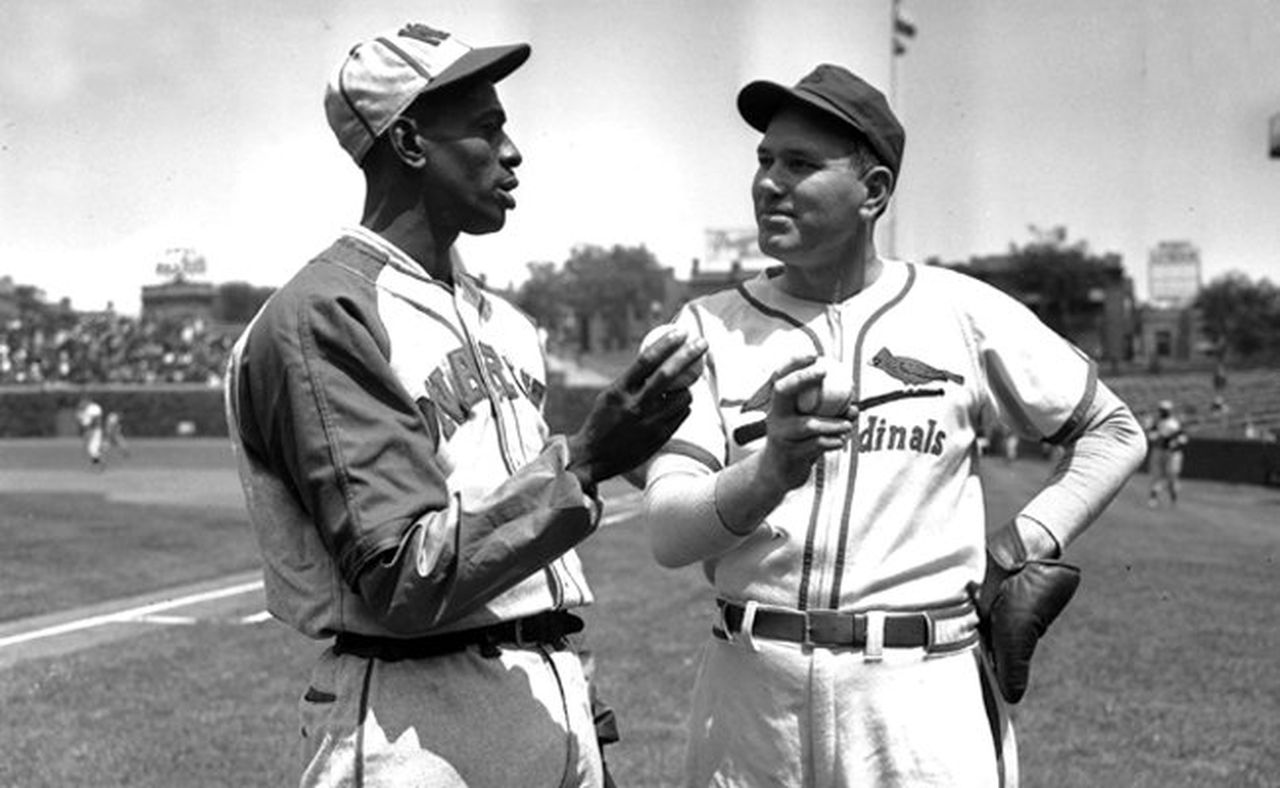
[991,380,1146,561]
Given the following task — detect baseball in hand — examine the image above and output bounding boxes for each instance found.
[795,358,855,416]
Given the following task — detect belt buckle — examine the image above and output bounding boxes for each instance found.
[805,610,855,647]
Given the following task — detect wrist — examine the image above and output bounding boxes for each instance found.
[557,433,598,497]
[755,444,804,494]
[570,464,598,499]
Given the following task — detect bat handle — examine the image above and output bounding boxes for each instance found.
[733,420,768,444]
[731,389,942,446]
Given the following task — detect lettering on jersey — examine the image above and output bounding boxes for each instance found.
[858,414,946,456]
[730,379,944,447]
[479,343,519,399]
[518,369,546,408]
[415,342,545,442]
[871,347,964,386]
[448,349,487,405]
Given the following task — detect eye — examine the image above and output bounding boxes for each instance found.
[785,155,819,173]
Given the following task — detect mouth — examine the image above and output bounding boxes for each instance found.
[757,211,793,229]
[497,178,519,209]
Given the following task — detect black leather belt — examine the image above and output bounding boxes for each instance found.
[713,599,976,653]
[334,610,584,662]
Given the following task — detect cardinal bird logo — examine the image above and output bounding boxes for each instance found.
[870,347,964,386]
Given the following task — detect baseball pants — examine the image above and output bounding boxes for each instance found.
[682,635,1013,787]
[298,641,604,787]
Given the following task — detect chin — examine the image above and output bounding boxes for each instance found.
[758,234,797,258]
[466,214,507,235]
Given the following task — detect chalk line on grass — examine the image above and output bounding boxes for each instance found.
[0,579,263,650]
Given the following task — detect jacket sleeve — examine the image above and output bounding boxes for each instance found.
[234,275,598,634]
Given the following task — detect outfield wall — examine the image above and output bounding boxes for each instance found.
[1181,437,1280,488]
[0,385,228,439]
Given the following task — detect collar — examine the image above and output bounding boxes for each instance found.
[341,226,491,317]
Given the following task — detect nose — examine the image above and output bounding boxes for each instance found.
[499,132,522,170]
[754,163,784,199]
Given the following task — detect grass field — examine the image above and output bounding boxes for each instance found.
[1,438,1277,787]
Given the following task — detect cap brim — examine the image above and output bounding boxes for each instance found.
[737,80,796,133]
[427,43,531,94]
[739,80,854,135]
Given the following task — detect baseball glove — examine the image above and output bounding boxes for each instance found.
[971,553,1081,704]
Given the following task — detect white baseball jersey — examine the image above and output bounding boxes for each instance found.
[225,227,598,639]
[77,401,103,432]
[648,259,1097,612]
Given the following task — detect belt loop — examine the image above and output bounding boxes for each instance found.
[717,600,735,644]
[864,610,886,662]
[739,601,760,653]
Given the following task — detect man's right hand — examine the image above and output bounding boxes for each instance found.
[566,328,707,489]
[756,356,857,491]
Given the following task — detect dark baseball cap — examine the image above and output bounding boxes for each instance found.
[737,64,905,176]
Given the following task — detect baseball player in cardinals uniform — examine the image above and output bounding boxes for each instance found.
[224,23,704,787]
[643,65,1146,787]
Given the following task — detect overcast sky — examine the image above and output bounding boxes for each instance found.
[2,0,1278,315]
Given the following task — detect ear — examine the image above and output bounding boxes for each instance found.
[386,116,428,169]
[859,165,896,221]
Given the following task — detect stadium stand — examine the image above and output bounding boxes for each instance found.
[0,311,231,386]
[1105,368,1280,441]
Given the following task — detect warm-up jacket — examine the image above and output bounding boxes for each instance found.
[225,228,598,639]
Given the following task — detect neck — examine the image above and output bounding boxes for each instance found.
[361,185,456,283]
[779,238,883,303]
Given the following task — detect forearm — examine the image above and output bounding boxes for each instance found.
[646,453,789,568]
[991,385,1145,564]
[357,437,600,634]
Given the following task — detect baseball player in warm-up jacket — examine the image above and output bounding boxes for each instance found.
[225,23,704,787]
[643,65,1146,786]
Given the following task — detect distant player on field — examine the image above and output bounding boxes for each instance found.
[104,411,130,459]
[75,396,105,469]
[642,64,1146,786]
[1146,399,1188,507]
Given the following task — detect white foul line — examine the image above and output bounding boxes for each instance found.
[0,579,264,649]
[135,614,197,626]
[3,489,644,649]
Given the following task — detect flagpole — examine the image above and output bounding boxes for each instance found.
[886,0,900,260]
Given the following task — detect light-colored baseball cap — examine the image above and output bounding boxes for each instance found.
[324,23,531,164]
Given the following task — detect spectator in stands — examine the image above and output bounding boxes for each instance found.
[1147,399,1189,507]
